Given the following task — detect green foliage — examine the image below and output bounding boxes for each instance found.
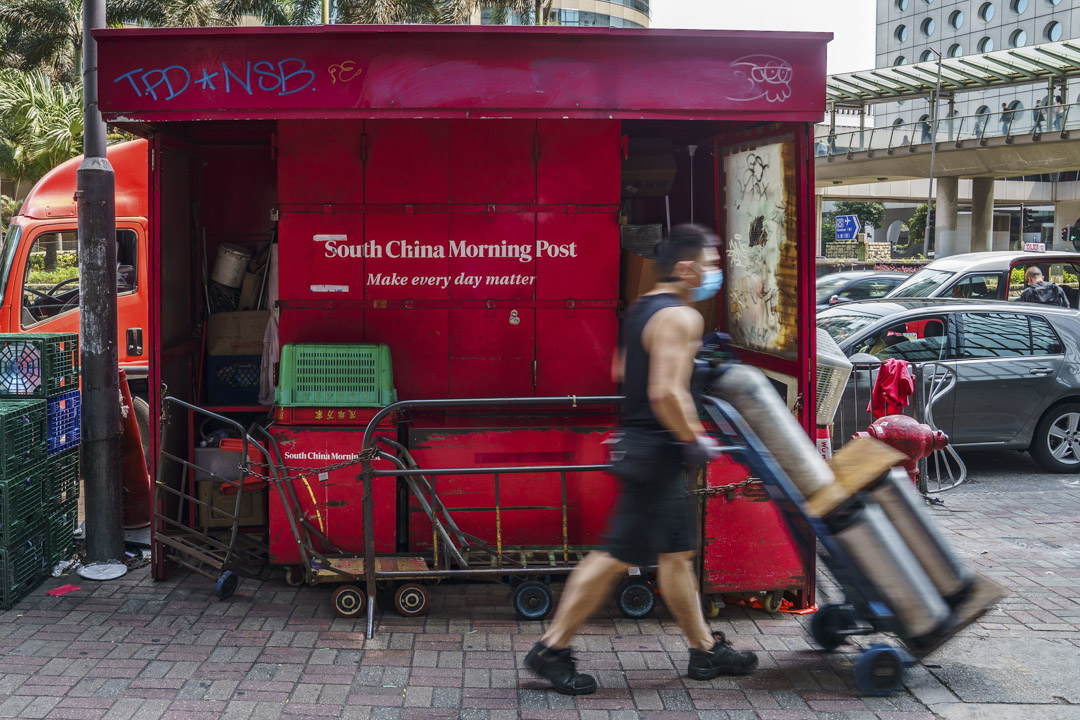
[0,68,82,184]
[907,203,935,249]
[28,249,77,272]
[0,194,17,235]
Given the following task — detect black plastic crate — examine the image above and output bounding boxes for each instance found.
[0,530,48,610]
[46,501,77,568]
[0,400,46,474]
[0,470,44,546]
[47,448,79,506]
[0,334,79,399]
[205,354,262,406]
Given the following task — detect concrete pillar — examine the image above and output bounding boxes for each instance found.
[970,177,995,253]
[934,176,959,258]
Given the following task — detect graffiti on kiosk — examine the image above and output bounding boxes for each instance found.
[312,234,578,291]
[113,58,317,101]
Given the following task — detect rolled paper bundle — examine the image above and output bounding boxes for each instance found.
[871,468,974,604]
[714,364,835,497]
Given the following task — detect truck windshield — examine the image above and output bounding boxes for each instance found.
[0,224,20,308]
[889,268,954,298]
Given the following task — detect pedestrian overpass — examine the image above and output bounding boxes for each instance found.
[816,40,1080,188]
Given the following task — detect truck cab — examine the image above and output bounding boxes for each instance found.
[1,139,149,386]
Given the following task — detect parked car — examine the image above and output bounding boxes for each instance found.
[815,271,907,312]
[886,250,1080,308]
[817,298,1080,473]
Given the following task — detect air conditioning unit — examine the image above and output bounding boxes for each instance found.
[816,327,853,426]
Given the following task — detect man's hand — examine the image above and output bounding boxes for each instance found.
[681,434,721,467]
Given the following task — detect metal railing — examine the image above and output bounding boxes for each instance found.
[834,360,967,495]
[816,100,1080,158]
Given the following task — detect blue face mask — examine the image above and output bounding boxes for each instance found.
[690,269,723,302]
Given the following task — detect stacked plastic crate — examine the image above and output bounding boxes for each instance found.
[0,334,79,609]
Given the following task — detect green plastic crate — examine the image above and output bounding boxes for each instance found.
[275,343,397,407]
[0,334,79,399]
[0,400,46,474]
[46,500,77,568]
[47,448,79,506]
[0,531,47,610]
[0,470,44,546]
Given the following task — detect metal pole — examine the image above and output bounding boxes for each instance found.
[322,0,329,24]
[923,48,943,258]
[77,0,125,576]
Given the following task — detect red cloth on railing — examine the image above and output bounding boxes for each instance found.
[869,358,915,419]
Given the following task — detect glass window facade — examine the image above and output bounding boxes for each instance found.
[979,2,995,21]
[480,7,646,28]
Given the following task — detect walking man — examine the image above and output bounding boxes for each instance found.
[1000,103,1012,135]
[523,224,758,695]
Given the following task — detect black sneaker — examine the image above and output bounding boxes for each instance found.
[687,632,759,680]
[524,641,598,695]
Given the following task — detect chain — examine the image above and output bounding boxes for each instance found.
[240,446,381,484]
[692,475,764,500]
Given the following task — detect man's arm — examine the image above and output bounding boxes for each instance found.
[643,306,704,443]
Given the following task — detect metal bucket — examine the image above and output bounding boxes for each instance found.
[211,243,254,289]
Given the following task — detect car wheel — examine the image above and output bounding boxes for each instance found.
[1031,402,1080,473]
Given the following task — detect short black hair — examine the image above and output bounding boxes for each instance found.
[655,224,718,279]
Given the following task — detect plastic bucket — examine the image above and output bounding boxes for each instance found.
[211,243,253,289]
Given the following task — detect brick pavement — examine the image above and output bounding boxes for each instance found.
[1,480,1078,719]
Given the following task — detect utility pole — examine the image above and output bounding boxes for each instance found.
[923,47,943,258]
[77,0,125,580]
[322,0,330,24]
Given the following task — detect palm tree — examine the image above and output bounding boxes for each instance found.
[0,68,83,195]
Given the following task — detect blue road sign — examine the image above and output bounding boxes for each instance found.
[835,215,862,241]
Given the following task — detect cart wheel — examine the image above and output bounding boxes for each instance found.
[853,644,911,696]
[512,581,554,620]
[394,583,430,617]
[615,578,656,619]
[215,570,239,600]
[763,590,784,613]
[810,603,857,652]
[703,596,721,619]
[284,566,304,587]
[330,584,367,619]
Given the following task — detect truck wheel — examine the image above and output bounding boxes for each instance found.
[1031,403,1080,473]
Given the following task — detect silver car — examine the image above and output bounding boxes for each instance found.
[818,298,1080,473]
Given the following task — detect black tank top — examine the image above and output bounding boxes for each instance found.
[621,293,686,438]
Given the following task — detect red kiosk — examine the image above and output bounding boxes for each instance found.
[94,25,829,617]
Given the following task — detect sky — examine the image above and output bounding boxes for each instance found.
[650,0,875,76]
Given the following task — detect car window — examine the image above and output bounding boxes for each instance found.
[22,229,138,328]
[849,314,950,362]
[1049,262,1080,309]
[839,279,899,301]
[816,275,851,303]
[948,273,1000,299]
[889,268,954,297]
[817,311,881,344]
[959,312,1061,358]
[1029,315,1064,355]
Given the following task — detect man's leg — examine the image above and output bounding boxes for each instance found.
[542,550,629,649]
[524,550,629,696]
[656,550,714,651]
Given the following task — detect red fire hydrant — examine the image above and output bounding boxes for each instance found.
[853,415,948,485]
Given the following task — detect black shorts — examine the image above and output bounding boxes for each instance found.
[602,429,698,566]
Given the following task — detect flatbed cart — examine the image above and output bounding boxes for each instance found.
[697,391,1004,696]
[154,398,270,599]
[261,396,655,622]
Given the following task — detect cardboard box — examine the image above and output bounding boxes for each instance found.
[193,447,268,528]
[621,138,677,198]
[206,310,270,356]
